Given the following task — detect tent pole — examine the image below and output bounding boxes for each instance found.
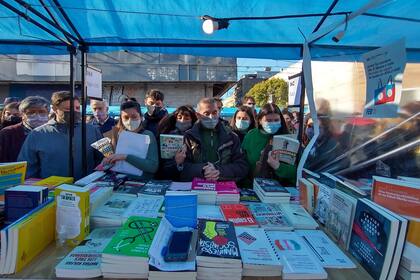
[80,47,88,176]
[68,46,76,178]
[296,70,306,163]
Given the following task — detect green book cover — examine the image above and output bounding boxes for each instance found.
[102,216,161,258]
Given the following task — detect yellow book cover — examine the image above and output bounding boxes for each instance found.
[15,201,56,272]
[34,176,74,189]
[406,219,420,247]
[54,184,90,246]
[0,162,27,201]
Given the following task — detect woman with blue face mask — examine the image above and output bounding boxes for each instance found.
[241,103,297,186]
[230,106,256,143]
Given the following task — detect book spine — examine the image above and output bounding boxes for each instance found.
[264,230,281,261]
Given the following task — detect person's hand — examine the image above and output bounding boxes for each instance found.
[203,163,220,181]
[175,146,187,165]
[102,154,127,164]
[267,151,280,170]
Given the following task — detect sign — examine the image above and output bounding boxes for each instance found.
[288,73,302,106]
[86,65,102,99]
[362,39,406,118]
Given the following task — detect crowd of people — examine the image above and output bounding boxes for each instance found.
[0,91,304,187]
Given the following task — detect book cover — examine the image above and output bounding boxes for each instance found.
[235,226,281,266]
[164,191,197,228]
[123,195,164,219]
[326,189,357,249]
[240,189,261,203]
[313,182,332,225]
[220,204,258,227]
[0,162,27,202]
[349,198,400,280]
[215,181,239,194]
[115,184,142,196]
[197,205,224,221]
[34,176,74,189]
[280,203,319,230]
[197,219,241,260]
[272,135,300,165]
[298,178,314,214]
[102,216,161,258]
[406,219,420,247]
[55,227,118,277]
[191,178,216,191]
[139,180,171,196]
[254,178,289,195]
[92,193,136,219]
[160,134,184,159]
[55,185,90,246]
[248,203,292,230]
[372,176,420,219]
[266,231,327,279]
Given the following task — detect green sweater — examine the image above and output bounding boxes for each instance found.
[125,130,159,180]
[241,128,296,184]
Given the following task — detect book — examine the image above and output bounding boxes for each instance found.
[321,172,368,197]
[160,134,184,159]
[398,176,420,184]
[302,168,320,180]
[220,204,258,227]
[239,189,261,203]
[91,194,137,227]
[140,180,171,196]
[272,135,300,165]
[248,203,293,231]
[285,187,300,203]
[0,162,27,202]
[401,242,420,272]
[197,205,224,221]
[5,185,48,223]
[191,178,217,205]
[298,178,315,214]
[55,184,90,246]
[253,178,290,196]
[34,176,74,189]
[296,230,356,268]
[215,181,240,204]
[74,171,106,186]
[164,191,197,228]
[196,219,241,263]
[326,188,358,249]
[169,181,192,191]
[372,176,420,219]
[266,231,328,279]
[123,194,164,219]
[101,216,161,278]
[55,227,118,278]
[349,198,402,280]
[115,182,146,196]
[397,265,420,280]
[312,180,332,225]
[235,227,282,277]
[87,185,113,212]
[279,203,319,230]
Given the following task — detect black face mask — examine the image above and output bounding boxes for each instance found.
[2,115,22,127]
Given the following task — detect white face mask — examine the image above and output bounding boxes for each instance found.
[235,119,250,131]
[122,119,141,131]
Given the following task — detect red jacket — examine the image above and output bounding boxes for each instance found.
[0,123,27,163]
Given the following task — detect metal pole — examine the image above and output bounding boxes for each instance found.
[68,46,76,178]
[81,47,88,176]
[296,71,306,163]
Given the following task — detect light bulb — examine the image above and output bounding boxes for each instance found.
[203,19,217,34]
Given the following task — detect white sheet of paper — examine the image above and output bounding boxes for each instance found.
[111,131,150,176]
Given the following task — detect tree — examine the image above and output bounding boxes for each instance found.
[246,78,288,107]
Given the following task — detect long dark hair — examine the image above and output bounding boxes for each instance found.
[157,105,197,136]
[230,106,256,132]
[116,100,142,131]
[256,103,289,135]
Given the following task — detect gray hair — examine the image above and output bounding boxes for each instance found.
[90,99,109,108]
[19,96,50,113]
[196,97,217,112]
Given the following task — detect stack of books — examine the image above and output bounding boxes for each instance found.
[191,178,217,205]
[101,216,160,278]
[248,203,293,231]
[399,242,420,280]
[196,220,242,280]
[215,181,240,204]
[239,189,261,204]
[253,178,291,203]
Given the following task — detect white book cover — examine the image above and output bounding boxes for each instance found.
[235,227,282,267]
[197,205,224,221]
[296,230,356,269]
[272,135,300,165]
[160,134,184,159]
[326,189,357,249]
[111,131,150,176]
[123,194,164,219]
[92,194,136,219]
[401,242,420,272]
[313,183,332,225]
[280,203,318,230]
[56,228,118,278]
[266,231,327,279]
[248,203,292,230]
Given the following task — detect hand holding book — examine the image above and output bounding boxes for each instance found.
[267,151,280,170]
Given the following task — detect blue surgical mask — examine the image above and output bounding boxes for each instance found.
[175,120,192,132]
[236,119,250,131]
[201,115,219,129]
[261,121,281,134]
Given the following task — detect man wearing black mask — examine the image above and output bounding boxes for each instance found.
[18,91,103,180]
[0,102,21,129]
[143,89,168,136]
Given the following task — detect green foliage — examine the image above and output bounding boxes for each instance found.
[246,78,288,107]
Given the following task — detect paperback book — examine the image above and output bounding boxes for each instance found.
[160,134,184,159]
[248,203,292,231]
[220,204,258,227]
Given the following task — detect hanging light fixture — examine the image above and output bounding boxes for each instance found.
[201,15,229,34]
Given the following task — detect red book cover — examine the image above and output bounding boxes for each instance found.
[220,204,258,226]
[215,181,239,195]
[191,178,216,191]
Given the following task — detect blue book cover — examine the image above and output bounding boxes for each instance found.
[349,199,395,280]
[4,187,48,223]
[164,192,197,228]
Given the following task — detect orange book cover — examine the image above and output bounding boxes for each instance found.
[372,176,420,219]
[299,178,313,213]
